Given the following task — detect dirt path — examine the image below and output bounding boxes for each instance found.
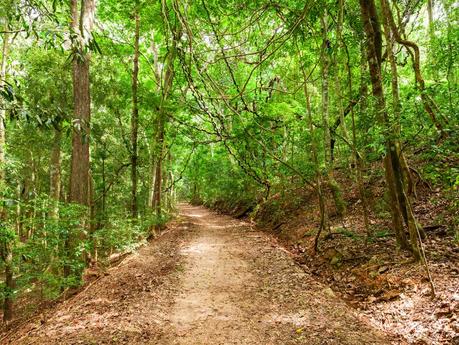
[4,205,403,344]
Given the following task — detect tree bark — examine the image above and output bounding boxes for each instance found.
[382,3,417,204]
[130,2,140,220]
[50,128,62,219]
[0,27,13,323]
[69,0,94,207]
[151,26,177,228]
[152,117,165,220]
[335,0,350,147]
[321,13,345,217]
[380,0,427,256]
[349,48,370,237]
[67,0,95,278]
[148,159,156,209]
[69,5,91,206]
[0,31,8,183]
[321,14,331,166]
[168,170,174,210]
[359,0,414,252]
[302,68,328,253]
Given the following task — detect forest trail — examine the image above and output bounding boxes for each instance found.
[5,205,402,345]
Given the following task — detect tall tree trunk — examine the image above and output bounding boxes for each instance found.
[162,157,169,211]
[167,152,175,211]
[130,2,140,220]
[381,3,417,202]
[382,3,435,292]
[147,31,161,221]
[151,27,177,230]
[101,154,106,216]
[381,0,427,255]
[49,128,62,274]
[304,74,328,253]
[152,118,164,220]
[0,36,9,184]
[168,170,174,210]
[321,14,331,167]
[27,151,37,239]
[69,0,94,207]
[0,28,13,323]
[335,0,350,147]
[49,128,62,219]
[67,0,95,278]
[15,183,22,236]
[359,0,414,252]
[148,159,156,209]
[349,48,371,237]
[297,43,329,252]
[381,8,408,224]
[321,13,345,217]
[0,31,8,183]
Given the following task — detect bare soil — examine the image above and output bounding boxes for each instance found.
[2,204,402,344]
[248,179,459,345]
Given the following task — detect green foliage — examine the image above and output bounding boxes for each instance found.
[0,224,17,245]
[0,0,457,320]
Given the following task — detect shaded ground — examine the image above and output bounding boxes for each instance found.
[4,205,402,344]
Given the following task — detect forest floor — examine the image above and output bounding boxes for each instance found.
[247,178,459,345]
[2,204,404,345]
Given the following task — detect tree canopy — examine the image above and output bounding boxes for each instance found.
[0,0,457,323]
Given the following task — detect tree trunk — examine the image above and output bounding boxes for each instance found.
[67,0,95,278]
[321,13,345,217]
[383,155,408,248]
[148,159,156,209]
[381,0,426,256]
[49,128,62,219]
[0,27,14,323]
[130,3,140,220]
[0,31,8,183]
[168,170,174,210]
[350,49,370,237]
[15,183,22,236]
[151,28,177,229]
[299,47,328,252]
[307,79,328,252]
[69,0,95,205]
[321,14,331,166]
[162,158,169,211]
[382,4,417,202]
[335,0,350,147]
[69,0,93,206]
[359,0,415,253]
[101,153,106,217]
[152,118,164,220]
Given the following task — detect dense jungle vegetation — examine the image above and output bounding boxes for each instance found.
[0,0,458,327]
